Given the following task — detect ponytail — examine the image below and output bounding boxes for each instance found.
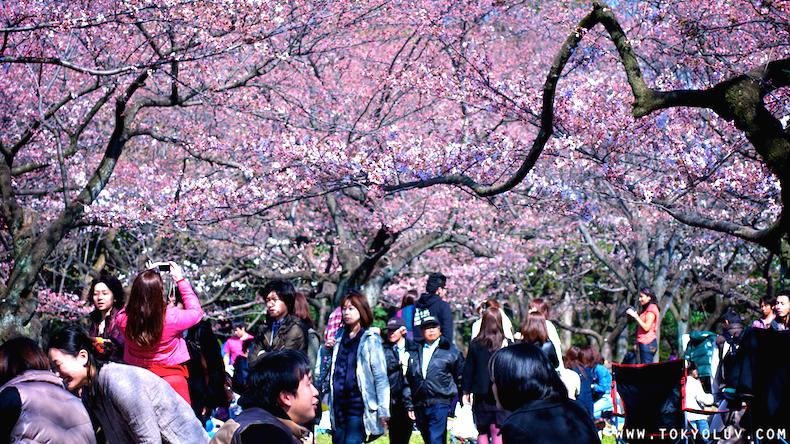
[47,325,110,397]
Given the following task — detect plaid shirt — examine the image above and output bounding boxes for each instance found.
[324,306,343,342]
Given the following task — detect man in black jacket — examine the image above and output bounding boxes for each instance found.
[403,316,464,444]
[383,317,415,444]
[412,272,454,342]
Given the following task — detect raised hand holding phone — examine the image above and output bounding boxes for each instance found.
[168,262,184,281]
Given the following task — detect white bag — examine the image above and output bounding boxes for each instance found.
[449,403,478,440]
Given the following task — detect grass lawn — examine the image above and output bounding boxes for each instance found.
[316,432,617,443]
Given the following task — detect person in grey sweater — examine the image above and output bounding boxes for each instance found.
[48,325,209,444]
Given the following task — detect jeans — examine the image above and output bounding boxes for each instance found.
[388,403,413,444]
[638,339,657,364]
[332,415,365,444]
[415,404,451,444]
[690,419,711,444]
[593,395,613,419]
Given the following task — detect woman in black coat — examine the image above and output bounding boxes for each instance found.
[462,306,510,444]
[490,343,600,444]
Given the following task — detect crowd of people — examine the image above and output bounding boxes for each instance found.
[1,264,789,444]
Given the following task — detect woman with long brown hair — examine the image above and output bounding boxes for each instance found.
[116,262,203,403]
[527,298,563,368]
[463,307,510,444]
[565,346,594,418]
[520,312,560,369]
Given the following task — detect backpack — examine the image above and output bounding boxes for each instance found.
[683,331,716,378]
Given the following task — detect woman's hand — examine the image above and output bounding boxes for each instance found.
[407,411,416,421]
[462,393,471,406]
[169,262,184,281]
[625,307,637,319]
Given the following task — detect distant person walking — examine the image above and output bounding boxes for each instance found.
[519,312,559,369]
[404,316,464,444]
[396,290,418,340]
[471,299,514,341]
[463,307,510,444]
[413,273,454,342]
[382,317,415,444]
[526,299,563,369]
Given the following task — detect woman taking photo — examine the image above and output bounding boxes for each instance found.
[463,307,510,444]
[1,337,95,443]
[490,343,599,444]
[323,290,389,444]
[85,271,126,361]
[116,262,204,403]
[626,288,660,364]
[47,326,208,444]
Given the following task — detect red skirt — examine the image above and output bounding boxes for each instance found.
[147,363,191,405]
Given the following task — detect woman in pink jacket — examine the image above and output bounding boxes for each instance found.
[116,262,203,404]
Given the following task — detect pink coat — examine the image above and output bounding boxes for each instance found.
[116,279,203,367]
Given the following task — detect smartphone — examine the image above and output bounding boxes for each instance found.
[158,263,171,272]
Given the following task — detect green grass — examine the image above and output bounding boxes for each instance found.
[316,432,617,443]
[316,432,423,444]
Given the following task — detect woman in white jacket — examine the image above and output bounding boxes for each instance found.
[685,362,714,443]
[471,300,514,341]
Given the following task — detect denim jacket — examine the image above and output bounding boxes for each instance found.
[323,328,390,440]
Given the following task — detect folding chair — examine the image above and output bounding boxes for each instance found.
[609,359,686,444]
[729,328,790,444]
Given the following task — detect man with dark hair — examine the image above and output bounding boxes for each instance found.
[770,294,790,331]
[383,317,415,444]
[403,316,464,444]
[212,350,319,444]
[710,310,745,433]
[412,272,454,342]
[252,280,308,358]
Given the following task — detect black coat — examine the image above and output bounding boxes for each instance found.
[185,319,229,420]
[462,340,496,395]
[403,336,464,408]
[501,398,600,444]
[382,339,414,407]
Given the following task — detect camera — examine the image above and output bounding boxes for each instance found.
[148,261,170,273]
